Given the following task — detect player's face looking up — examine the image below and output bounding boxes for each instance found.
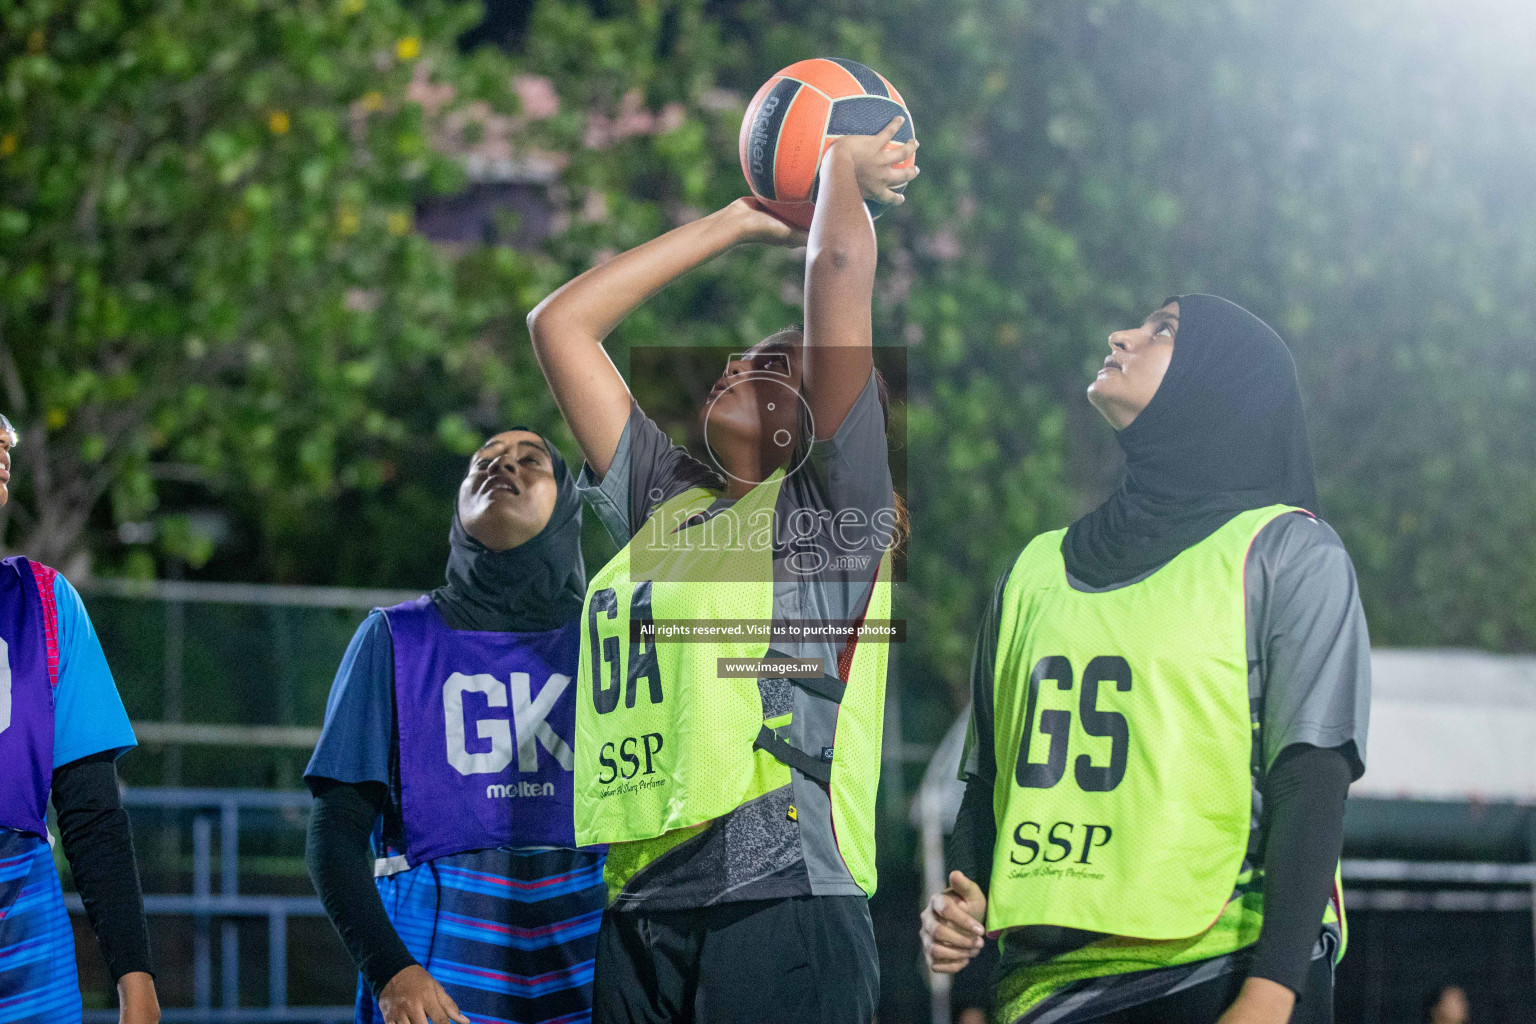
[457,430,560,551]
[699,330,804,480]
[0,414,16,507]
[1087,301,1180,430]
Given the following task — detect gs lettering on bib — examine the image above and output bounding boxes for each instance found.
[987,506,1301,941]
[383,597,586,866]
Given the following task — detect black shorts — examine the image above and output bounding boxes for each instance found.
[1097,953,1334,1024]
[592,895,879,1024]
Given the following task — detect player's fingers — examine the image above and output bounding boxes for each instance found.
[879,138,919,165]
[404,1002,433,1024]
[928,944,977,969]
[950,870,987,909]
[925,891,955,920]
[927,894,968,937]
[922,928,968,962]
[930,919,984,950]
[929,945,975,966]
[936,893,984,936]
[436,987,472,1024]
[888,163,920,184]
[874,115,905,145]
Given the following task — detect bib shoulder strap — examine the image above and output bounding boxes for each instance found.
[753,724,833,784]
[1004,527,1070,598]
[645,467,787,529]
[376,595,436,648]
[762,648,848,703]
[20,558,60,692]
[1229,503,1307,534]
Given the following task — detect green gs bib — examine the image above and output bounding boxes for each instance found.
[987,505,1298,940]
[575,467,892,894]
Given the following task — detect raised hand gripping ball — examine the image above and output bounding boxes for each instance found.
[738,58,916,229]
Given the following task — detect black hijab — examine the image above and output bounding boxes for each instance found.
[1061,294,1319,588]
[430,428,587,632]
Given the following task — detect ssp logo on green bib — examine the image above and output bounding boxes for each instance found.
[574,472,789,848]
[987,506,1298,940]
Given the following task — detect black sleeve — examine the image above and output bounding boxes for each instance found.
[947,779,997,892]
[1249,743,1352,994]
[946,566,1011,892]
[52,752,153,983]
[305,778,418,999]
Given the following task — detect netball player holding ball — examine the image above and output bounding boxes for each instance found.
[529,58,914,1024]
[923,298,1370,1024]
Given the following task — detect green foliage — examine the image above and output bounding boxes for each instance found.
[0,0,533,577]
[5,0,1536,733]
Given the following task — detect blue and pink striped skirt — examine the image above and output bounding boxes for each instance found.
[0,829,81,1024]
[358,846,605,1024]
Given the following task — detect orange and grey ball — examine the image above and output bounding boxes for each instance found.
[738,58,916,229]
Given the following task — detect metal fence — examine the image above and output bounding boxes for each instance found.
[77,578,419,790]
[62,580,410,1020]
[69,578,1536,1023]
[67,788,351,1024]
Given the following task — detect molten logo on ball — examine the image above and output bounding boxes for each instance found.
[749,95,780,178]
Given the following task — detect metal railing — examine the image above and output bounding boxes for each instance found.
[66,788,352,1024]
[76,577,418,788]
[1339,858,1536,912]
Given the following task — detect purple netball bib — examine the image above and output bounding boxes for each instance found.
[0,557,59,839]
[383,598,584,865]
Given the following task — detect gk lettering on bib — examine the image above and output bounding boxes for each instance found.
[384,598,584,864]
[987,506,1299,940]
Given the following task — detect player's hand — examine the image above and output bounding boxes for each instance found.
[379,964,472,1024]
[828,116,919,206]
[726,197,809,247]
[116,971,160,1024]
[921,869,988,974]
[1215,977,1297,1024]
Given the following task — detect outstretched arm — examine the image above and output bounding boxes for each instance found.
[527,199,805,479]
[803,116,918,438]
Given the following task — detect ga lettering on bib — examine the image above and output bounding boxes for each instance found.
[576,472,789,846]
[574,468,892,895]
